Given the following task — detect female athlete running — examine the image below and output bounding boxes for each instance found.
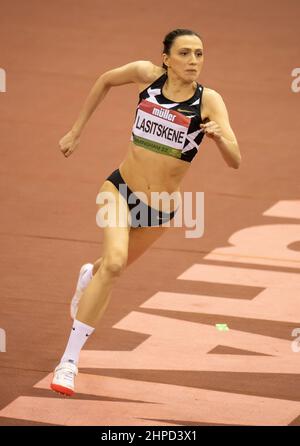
[51,28,241,396]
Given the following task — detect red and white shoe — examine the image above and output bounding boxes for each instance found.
[50,361,78,397]
[70,263,93,320]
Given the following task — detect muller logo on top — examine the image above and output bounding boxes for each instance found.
[152,107,176,122]
[138,99,191,127]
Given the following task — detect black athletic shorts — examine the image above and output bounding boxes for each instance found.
[105,168,178,228]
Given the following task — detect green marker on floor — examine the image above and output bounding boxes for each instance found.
[216,324,229,331]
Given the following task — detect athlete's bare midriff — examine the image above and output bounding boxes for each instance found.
[119,141,189,212]
[117,65,210,213]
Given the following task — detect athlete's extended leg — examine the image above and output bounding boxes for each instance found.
[51,180,130,395]
[51,182,169,396]
[51,218,130,396]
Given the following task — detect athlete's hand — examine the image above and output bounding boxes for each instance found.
[200,121,222,141]
[59,129,80,158]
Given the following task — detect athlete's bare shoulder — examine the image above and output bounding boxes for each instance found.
[100,60,163,89]
[201,87,223,121]
[136,62,166,93]
[202,86,219,101]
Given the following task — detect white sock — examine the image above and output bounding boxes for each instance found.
[79,264,94,290]
[60,319,95,366]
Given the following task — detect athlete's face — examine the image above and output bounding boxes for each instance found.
[163,35,204,80]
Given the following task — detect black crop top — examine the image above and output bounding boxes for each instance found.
[130,71,205,163]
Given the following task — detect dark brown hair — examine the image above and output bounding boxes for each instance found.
[162,28,203,70]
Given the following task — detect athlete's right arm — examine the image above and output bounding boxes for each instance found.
[59,61,154,158]
[72,60,153,136]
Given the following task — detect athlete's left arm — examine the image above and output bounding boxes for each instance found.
[200,90,241,169]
